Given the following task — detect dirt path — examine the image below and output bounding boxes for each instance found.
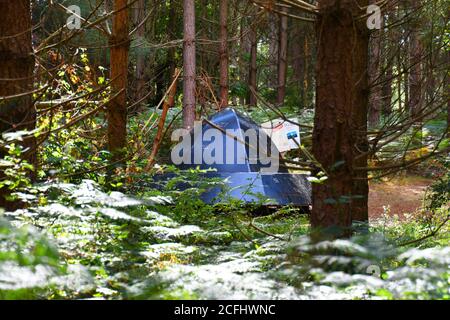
[369,175,434,221]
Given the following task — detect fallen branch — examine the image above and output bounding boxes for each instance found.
[145,68,180,170]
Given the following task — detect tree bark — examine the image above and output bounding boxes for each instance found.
[167,0,177,81]
[447,51,450,138]
[448,87,450,138]
[268,12,279,91]
[397,50,403,112]
[381,10,394,116]
[290,22,311,108]
[183,0,196,129]
[108,0,130,160]
[291,21,304,96]
[408,0,423,118]
[312,0,370,234]
[277,8,288,105]
[368,0,382,127]
[133,0,146,113]
[239,9,251,106]
[248,24,258,107]
[382,66,393,116]
[447,85,450,139]
[0,0,36,209]
[304,35,314,108]
[219,0,229,109]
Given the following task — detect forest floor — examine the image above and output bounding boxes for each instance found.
[369,175,434,221]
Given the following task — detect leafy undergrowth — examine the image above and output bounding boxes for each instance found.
[0,179,449,300]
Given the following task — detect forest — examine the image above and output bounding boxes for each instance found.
[0,0,449,301]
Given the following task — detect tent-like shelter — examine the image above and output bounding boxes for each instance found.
[173,108,311,206]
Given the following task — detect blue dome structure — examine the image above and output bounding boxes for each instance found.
[172,108,311,207]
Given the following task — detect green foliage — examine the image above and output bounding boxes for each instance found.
[150,168,222,225]
[425,158,450,212]
[0,139,35,204]
[0,175,449,300]
[35,48,118,187]
[0,215,93,299]
[0,144,33,189]
[280,233,450,299]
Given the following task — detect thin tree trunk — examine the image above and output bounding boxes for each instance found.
[397,50,403,112]
[108,0,130,160]
[382,63,393,116]
[312,0,370,234]
[447,87,450,138]
[167,0,177,80]
[248,24,258,107]
[133,0,146,113]
[268,12,279,91]
[183,0,196,129]
[448,87,450,138]
[277,8,288,105]
[0,0,36,209]
[408,0,423,118]
[291,21,304,99]
[239,10,251,106]
[447,51,450,138]
[228,3,239,106]
[219,0,229,109]
[290,22,312,108]
[303,35,312,108]
[382,5,394,116]
[368,0,382,127]
[404,64,409,113]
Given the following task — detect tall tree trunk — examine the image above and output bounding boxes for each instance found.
[277,8,288,105]
[108,0,130,160]
[381,6,395,117]
[133,0,146,113]
[167,0,177,81]
[448,86,450,139]
[447,85,450,139]
[291,21,305,101]
[198,0,208,77]
[397,50,403,112]
[248,24,258,107]
[219,0,229,109]
[239,9,251,106]
[268,12,279,91]
[382,63,393,116]
[183,0,196,129]
[228,2,239,106]
[312,0,370,234]
[408,0,423,118]
[382,22,393,117]
[447,51,450,138]
[0,0,36,209]
[291,22,312,108]
[368,0,382,127]
[303,34,313,108]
